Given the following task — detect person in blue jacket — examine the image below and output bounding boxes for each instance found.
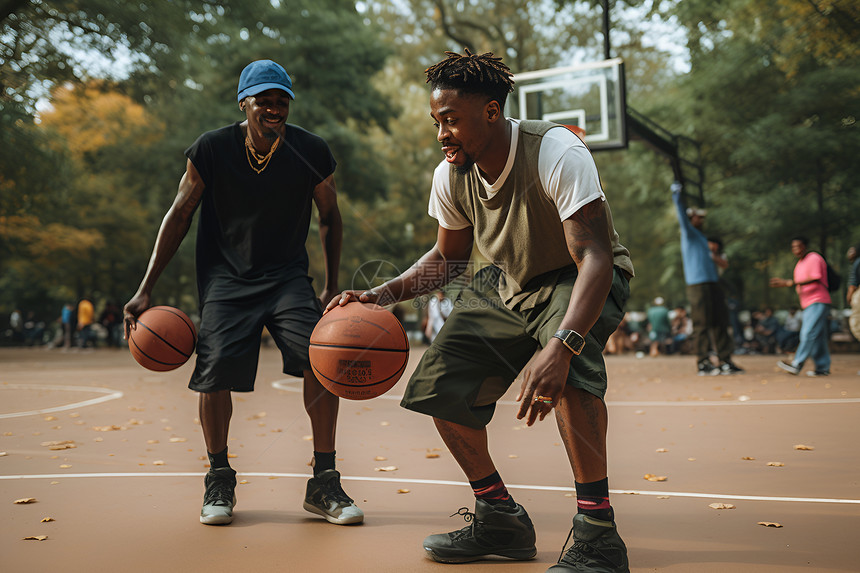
[671,182,743,375]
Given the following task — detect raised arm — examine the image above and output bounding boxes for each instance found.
[313,174,343,307]
[123,159,204,336]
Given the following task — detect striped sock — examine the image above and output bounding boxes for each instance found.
[470,471,516,508]
[575,478,613,521]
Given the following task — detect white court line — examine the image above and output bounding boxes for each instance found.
[1,471,857,505]
[0,384,123,419]
[272,379,860,407]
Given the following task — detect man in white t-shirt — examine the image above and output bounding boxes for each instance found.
[328,50,633,572]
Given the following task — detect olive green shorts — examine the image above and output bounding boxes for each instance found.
[401,265,629,429]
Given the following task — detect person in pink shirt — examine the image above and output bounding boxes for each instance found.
[770,236,831,376]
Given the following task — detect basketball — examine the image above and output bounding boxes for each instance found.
[128,306,197,372]
[309,302,409,400]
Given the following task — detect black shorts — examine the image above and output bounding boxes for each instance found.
[189,274,322,393]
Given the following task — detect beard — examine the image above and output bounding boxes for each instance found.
[453,152,476,175]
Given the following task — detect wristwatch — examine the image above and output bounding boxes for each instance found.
[553,329,586,355]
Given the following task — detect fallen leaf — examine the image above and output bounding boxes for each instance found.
[153,460,165,466]
[643,474,668,482]
[14,498,37,504]
[147,440,159,444]
[227,453,238,458]
[374,456,387,461]
[656,448,669,453]
[239,480,249,484]
[380,421,390,426]
[41,517,55,522]
[59,464,72,469]
[709,503,736,510]
[687,458,697,462]
[22,535,48,541]
[92,425,124,432]
[657,496,670,499]
[43,416,58,421]
[564,493,574,497]
[248,412,267,420]
[169,437,187,443]
[425,453,440,459]
[794,444,814,451]
[507,454,518,459]
[302,435,313,441]
[40,440,75,449]
[757,521,783,528]
[374,466,398,472]
[50,481,59,485]
[767,462,785,467]
[0,451,6,456]
[397,488,410,494]
[741,456,756,460]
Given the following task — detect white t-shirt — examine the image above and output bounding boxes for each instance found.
[427,119,605,230]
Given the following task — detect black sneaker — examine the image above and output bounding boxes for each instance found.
[697,360,720,376]
[777,360,801,375]
[547,514,630,572]
[806,370,830,377]
[200,467,237,525]
[719,361,745,375]
[303,469,364,525]
[423,499,537,563]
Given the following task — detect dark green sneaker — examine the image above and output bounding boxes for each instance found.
[303,469,364,525]
[547,514,629,572]
[423,499,537,563]
[200,467,237,525]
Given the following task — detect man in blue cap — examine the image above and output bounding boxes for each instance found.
[124,60,361,526]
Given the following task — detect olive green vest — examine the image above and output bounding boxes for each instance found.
[449,120,633,309]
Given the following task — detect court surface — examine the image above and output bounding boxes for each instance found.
[2,346,859,572]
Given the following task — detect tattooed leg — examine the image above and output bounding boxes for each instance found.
[555,386,608,483]
[433,418,496,481]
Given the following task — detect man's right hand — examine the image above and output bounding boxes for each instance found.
[670,181,683,194]
[123,292,151,340]
[324,290,380,314]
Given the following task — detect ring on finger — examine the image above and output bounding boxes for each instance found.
[533,395,553,404]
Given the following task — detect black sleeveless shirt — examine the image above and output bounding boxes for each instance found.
[185,122,336,303]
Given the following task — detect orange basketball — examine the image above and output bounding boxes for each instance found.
[309,302,409,400]
[128,306,197,372]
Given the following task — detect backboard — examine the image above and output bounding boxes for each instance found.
[508,58,627,151]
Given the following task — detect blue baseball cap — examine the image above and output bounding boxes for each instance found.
[237,60,294,102]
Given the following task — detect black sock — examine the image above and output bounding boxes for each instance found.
[470,471,516,509]
[313,450,336,476]
[575,478,613,521]
[208,447,230,469]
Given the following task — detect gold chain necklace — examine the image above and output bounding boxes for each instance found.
[244,133,280,174]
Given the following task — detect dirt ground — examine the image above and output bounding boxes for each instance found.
[2,346,859,572]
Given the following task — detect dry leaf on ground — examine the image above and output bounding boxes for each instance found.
[14,498,37,504]
[656,448,669,453]
[22,535,48,541]
[643,474,668,482]
[41,517,55,522]
[741,456,756,460]
[374,456,387,461]
[757,521,783,528]
[397,489,410,494]
[425,452,440,459]
[374,466,398,472]
[169,437,187,443]
[767,462,785,467]
[794,444,814,451]
[709,503,736,510]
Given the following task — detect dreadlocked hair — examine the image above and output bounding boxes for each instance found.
[425,48,515,107]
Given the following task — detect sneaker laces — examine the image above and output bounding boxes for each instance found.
[556,525,616,565]
[204,476,234,506]
[319,474,354,505]
[448,507,477,541]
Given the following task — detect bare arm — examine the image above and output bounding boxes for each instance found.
[123,159,204,335]
[517,198,614,425]
[326,225,473,310]
[313,174,342,306]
